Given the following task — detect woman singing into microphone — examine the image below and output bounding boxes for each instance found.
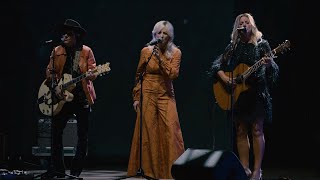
[127,20,185,179]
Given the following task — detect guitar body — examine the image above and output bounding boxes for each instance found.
[38,74,75,116]
[38,80,58,116]
[213,63,250,111]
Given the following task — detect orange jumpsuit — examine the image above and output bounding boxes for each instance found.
[127,46,185,179]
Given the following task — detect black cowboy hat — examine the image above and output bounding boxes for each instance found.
[55,19,87,36]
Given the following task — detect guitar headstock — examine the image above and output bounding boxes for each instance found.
[93,62,111,76]
[273,40,291,55]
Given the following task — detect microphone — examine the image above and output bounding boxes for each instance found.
[42,38,63,46]
[146,39,162,46]
[45,40,53,44]
[237,27,246,34]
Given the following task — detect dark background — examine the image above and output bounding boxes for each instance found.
[1,0,318,171]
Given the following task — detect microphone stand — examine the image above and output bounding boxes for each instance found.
[227,35,241,152]
[35,44,82,180]
[115,47,158,180]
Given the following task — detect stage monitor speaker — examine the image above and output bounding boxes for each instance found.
[171,148,247,180]
[37,118,77,147]
[32,118,77,157]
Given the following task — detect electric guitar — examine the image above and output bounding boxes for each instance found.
[38,62,111,116]
[213,40,290,110]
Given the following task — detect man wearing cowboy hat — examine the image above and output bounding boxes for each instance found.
[44,19,97,178]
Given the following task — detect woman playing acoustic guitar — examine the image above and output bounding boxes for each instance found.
[210,13,280,180]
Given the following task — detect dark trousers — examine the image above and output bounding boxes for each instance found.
[50,101,90,176]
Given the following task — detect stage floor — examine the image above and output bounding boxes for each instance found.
[22,167,319,180]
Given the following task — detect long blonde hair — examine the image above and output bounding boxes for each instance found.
[230,13,263,46]
[151,20,177,58]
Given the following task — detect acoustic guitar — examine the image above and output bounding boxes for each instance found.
[213,40,290,110]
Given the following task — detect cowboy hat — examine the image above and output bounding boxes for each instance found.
[56,19,87,36]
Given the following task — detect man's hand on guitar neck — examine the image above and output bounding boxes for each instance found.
[85,69,97,81]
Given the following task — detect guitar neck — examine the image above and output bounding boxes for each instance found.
[62,73,88,90]
[240,40,290,80]
[241,49,277,80]
[59,62,111,90]
[242,58,265,80]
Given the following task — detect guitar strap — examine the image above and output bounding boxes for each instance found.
[73,50,81,73]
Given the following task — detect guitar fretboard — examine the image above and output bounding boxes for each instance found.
[242,58,265,80]
[62,73,88,90]
[58,62,110,91]
[240,40,290,81]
